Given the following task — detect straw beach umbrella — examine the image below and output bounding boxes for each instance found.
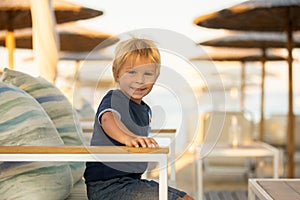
[199,31,300,144]
[191,47,285,112]
[59,51,114,89]
[200,32,300,49]
[0,23,119,52]
[192,47,286,62]
[194,0,300,177]
[12,23,118,87]
[0,0,103,69]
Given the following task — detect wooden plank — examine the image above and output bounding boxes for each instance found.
[233,190,247,200]
[287,181,300,194]
[204,190,248,200]
[220,191,234,200]
[82,128,176,134]
[0,146,169,154]
[207,191,221,200]
[258,180,300,199]
[151,129,176,134]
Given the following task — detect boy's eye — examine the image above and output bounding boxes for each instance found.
[127,70,136,74]
[145,72,154,76]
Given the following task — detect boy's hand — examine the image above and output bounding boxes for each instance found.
[125,136,159,148]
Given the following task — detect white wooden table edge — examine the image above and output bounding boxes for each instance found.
[0,146,169,200]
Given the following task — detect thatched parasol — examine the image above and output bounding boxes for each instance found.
[191,47,286,61]
[59,51,114,89]
[194,0,300,178]
[0,0,103,68]
[191,47,285,113]
[0,23,119,52]
[200,31,300,49]
[199,31,300,144]
[23,51,114,89]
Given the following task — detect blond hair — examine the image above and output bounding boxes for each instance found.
[112,38,161,81]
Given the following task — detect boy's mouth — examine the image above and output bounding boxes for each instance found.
[131,87,147,93]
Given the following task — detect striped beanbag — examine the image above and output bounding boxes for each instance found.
[1,68,85,184]
[0,82,73,200]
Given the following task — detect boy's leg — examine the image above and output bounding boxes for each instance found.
[86,177,187,200]
[117,178,187,200]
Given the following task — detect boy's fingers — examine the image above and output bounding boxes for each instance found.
[131,140,139,148]
[149,138,159,147]
[152,139,159,147]
[137,138,147,148]
[129,137,159,148]
[144,138,153,148]
[145,138,159,148]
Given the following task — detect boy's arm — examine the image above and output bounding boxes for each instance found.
[101,111,158,148]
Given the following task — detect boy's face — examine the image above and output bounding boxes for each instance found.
[116,55,157,104]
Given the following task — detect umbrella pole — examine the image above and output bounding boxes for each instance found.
[5,30,15,69]
[240,61,246,111]
[259,48,266,142]
[286,8,294,178]
[74,60,81,88]
[30,0,59,83]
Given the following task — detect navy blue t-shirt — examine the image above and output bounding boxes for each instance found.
[84,90,151,183]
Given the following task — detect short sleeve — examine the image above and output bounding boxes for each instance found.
[98,108,121,125]
[95,90,121,125]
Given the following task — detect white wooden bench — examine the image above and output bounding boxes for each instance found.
[79,119,177,186]
[0,146,169,200]
[149,129,177,186]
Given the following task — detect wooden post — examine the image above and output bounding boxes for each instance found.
[286,8,294,178]
[259,48,266,142]
[5,31,15,69]
[240,61,246,111]
[5,13,15,70]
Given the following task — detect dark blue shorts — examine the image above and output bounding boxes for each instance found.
[86,176,186,200]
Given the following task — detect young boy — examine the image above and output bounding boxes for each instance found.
[84,38,193,200]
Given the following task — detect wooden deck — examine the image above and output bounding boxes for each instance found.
[203,190,248,200]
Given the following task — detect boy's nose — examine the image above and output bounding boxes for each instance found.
[135,73,145,84]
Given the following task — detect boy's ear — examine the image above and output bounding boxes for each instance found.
[115,74,120,82]
[112,67,118,82]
